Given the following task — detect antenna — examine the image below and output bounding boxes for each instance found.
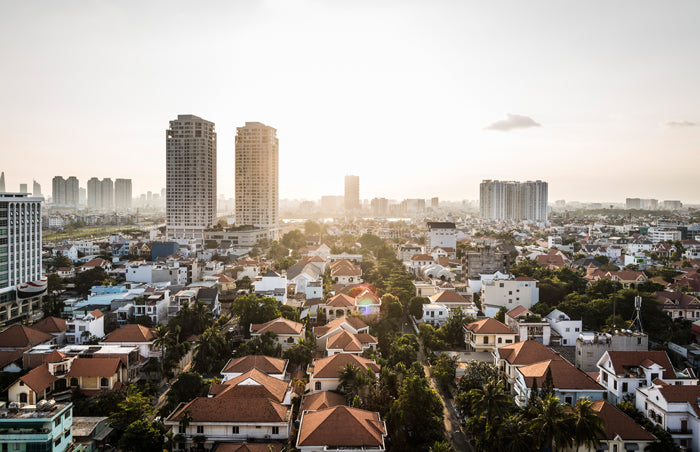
[630,295,643,332]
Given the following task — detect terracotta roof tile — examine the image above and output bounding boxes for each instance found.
[497,340,560,365]
[519,359,603,391]
[326,331,363,352]
[221,355,287,375]
[0,325,53,349]
[325,294,356,308]
[67,358,121,377]
[466,318,515,335]
[312,354,380,379]
[217,368,290,402]
[314,316,368,337]
[213,445,283,452]
[102,324,155,343]
[591,399,656,441]
[20,364,56,393]
[169,396,289,423]
[606,351,675,380]
[301,390,346,412]
[31,317,67,334]
[429,289,470,305]
[297,406,386,448]
[250,317,304,335]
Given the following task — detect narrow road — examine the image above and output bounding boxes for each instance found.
[418,348,472,452]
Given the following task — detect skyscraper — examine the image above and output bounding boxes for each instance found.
[101,178,114,211]
[0,172,5,193]
[115,179,132,210]
[19,184,27,194]
[480,180,548,222]
[0,193,44,321]
[32,180,41,197]
[235,122,279,233]
[65,176,79,207]
[166,115,217,240]
[344,175,360,212]
[87,178,114,211]
[51,176,79,207]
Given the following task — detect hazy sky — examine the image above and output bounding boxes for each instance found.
[1,1,699,203]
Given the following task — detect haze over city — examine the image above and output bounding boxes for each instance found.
[1,0,699,202]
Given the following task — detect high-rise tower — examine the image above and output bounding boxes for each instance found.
[344,175,360,212]
[166,115,217,240]
[115,179,132,211]
[235,122,279,234]
[480,180,548,222]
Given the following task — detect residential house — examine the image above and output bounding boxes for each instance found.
[494,340,561,391]
[65,310,105,345]
[56,266,76,279]
[80,258,113,273]
[308,354,380,393]
[296,406,387,452]
[300,391,346,412]
[321,290,381,321]
[481,276,539,311]
[52,244,79,262]
[31,317,68,344]
[325,330,377,356]
[250,317,305,351]
[419,303,449,327]
[504,306,555,346]
[330,259,362,285]
[428,289,477,314]
[220,355,288,381]
[100,324,157,360]
[464,318,517,352]
[545,309,582,346]
[635,383,700,451]
[0,324,55,351]
[656,291,700,320]
[597,350,698,404]
[253,271,288,304]
[576,331,649,372]
[313,317,370,349]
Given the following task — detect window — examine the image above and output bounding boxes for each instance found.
[315,381,321,391]
[232,426,239,434]
[196,426,204,434]
[613,381,617,390]
[179,425,186,434]
[483,336,489,344]
[603,373,608,382]
[622,382,628,392]
[272,426,279,435]
[498,337,502,344]
[565,397,572,404]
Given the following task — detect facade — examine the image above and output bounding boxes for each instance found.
[479,179,548,222]
[166,114,217,241]
[371,197,388,217]
[249,317,305,351]
[32,180,41,197]
[114,178,132,211]
[308,353,380,393]
[545,309,582,346]
[481,276,539,310]
[0,401,74,452]
[636,383,700,451]
[65,310,105,345]
[465,246,510,278]
[51,176,80,207]
[0,193,44,324]
[420,303,450,326]
[425,221,456,252]
[235,122,279,233]
[344,175,360,212]
[297,406,387,452]
[575,331,649,372]
[464,318,517,352]
[87,178,114,211]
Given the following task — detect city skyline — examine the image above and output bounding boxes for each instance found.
[1,1,699,202]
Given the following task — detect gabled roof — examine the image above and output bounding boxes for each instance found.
[44,350,66,363]
[102,324,155,343]
[67,358,121,377]
[466,318,515,335]
[326,293,356,308]
[409,254,434,261]
[497,340,560,365]
[506,305,531,318]
[0,349,25,368]
[312,354,380,379]
[314,316,368,337]
[31,317,67,334]
[429,289,469,305]
[655,291,700,309]
[90,309,104,319]
[301,390,346,412]
[297,406,386,448]
[0,324,53,348]
[355,289,380,306]
[590,399,656,441]
[519,359,603,391]
[604,351,675,380]
[250,317,304,336]
[326,331,363,352]
[169,395,288,423]
[82,258,112,268]
[221,355,287,375]
[217,368,291,403]
[20,364,56,393]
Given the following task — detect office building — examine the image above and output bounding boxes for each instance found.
[32,180,41,197]
[371,197,389,217]
[0,193,44,323]
[51,176,80,207]
[235,122,279,234]
[115,178,132,210]
[19,183,27,193]
[166,115,217,240]
[344,175,360,212]
[480,180,548,222]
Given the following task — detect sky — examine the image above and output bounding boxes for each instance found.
[1,0,699,204]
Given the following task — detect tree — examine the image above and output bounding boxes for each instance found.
[408,296,428,318]
[163,372,209,414]
[152,325,171,374]
[108,388,155,432]
[230,294,281,337]
[388,374,445,450]
[530,394,574,452]
[457,361,499,392]
[439,309,473,348]
[51,254,72,269]
[304,220,322,236]
[193,325,230,375]
[281,229,307,250]
[235,276,252,291]
[118,420,164,452]
[282,340,314,370]
[457,379,512,428]
[499,414,535,452]
[571,398,605,451]
[432,353,456,392]
[380,293,400,319]
[74,267,108,297]
[495,306,508,323]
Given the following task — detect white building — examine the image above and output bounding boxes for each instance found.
[125,261,185,285]
[114,178,132,211]
[636,383,700,451]
[647,227,682,244]
[545,309,582,346]
[481,276,539,310]
[234,122,279,238]
[426,222,456,253]
[480,180,548,222]
[420,303,449,327]
[66,309,105,345]
[0,193,44,324]
[253,270,288,304]
[166,114,217,241]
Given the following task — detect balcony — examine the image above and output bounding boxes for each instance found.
[667,427,693,435]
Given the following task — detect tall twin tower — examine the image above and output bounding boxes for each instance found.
[165,115,278,241]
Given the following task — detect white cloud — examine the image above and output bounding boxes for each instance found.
[664,120,697,128]
[485,114,541,131]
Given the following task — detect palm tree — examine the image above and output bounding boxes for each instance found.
[571,399,604,451]
[465,379,512,428]
[152,325,171,377]
[530,394,574,452]
[498,414,534,452]
[338,363,360,396]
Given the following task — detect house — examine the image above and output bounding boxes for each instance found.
[635,383,700,451]
[0,349,25,373]
[308,354,380,393]
[494,340,561,390]
[197,287,220,316]
[253,271,288,304]
[0,401,74,452]
[220,355,289,381]
[397,243,423,261]
[321,290,381,321]
[250,317,305,351]
[165,369,293,450]
[56,267,76,279]
[325,330,377,356]
[561,399,656,452]
[512,358,606,407]
[481,276,539,311]
[655,291,700,320]
[80,258,113,273]
[406,254,434,274]
[313,316,370,349]
[545,309,582,346]
[428,289,476,314]
[286,261,324,300]
[464,318,517,352]
[597,350,698,404]
[100,324,157,360]
[300,391,346,412]
[330,259,362,285]
[52,244,79,262]
[419,303,449,327]
[0,324,55,351]
[31,316,68,344]
[584,269,648,289]
[65,309,105,345]
[65,358,125,395]
[504,306,555,346]
[534,249,571,269]
[296,406,388,452]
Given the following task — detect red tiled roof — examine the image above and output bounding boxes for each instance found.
[221,355,287,375]
[250,317,304,335]
[0,349,25,369]
[314,316,368,337]
[102,324,155,343]
[218,368,290,403]
[326,331,363,352]
[31,317,67,334]
[67,358,121,377]
[90,309,104,319]
[430,289,470,305]
[591,399,656,441]
[605,351,675,380]
[0,325,53,349]
[301,390,346,412]
[169,396,288,423]
[466,318,515,335]
[519,359,603,391]
[506,305,531,318]
[82,258,112,268]
[409,254,434,261]
[20,364,56,393]
[497,340,560,365]
[326,293,356,308]
[312,354,380,379]
[297,406,386,448]
[213,445,283,452]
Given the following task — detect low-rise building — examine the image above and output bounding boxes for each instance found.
[296,406,388,452]
[655,291,700,320]
[0,401,74,452]
[635,383,700,451]
[308,354,380,393]
[65,309,104,345]
[545,309,582,346]
[419,303,450,327]
[220,355,288,381]
[504,306,555,346]
[575,331,648,372]
[250,317,305,351]
[481,276,539,310]
[464,318,517,352]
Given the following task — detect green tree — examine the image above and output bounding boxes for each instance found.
[152,324,171,376]
[495,306,508,323]
[118,420,164,452]
[108,388,155,432]
[388,373,445,450]
[571,398,605,451]
[457,361,499,392]
[51,254,72,269]
[408,296,428,318]
[193,325,230,375]
[282,340,314,370]
[230,294,281,337]
[432,353,456,391]
[163,372,209,414]
[304,220,322,236]
[74,267,109,297]
[530,394,574,452]
[281,229,307,250]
